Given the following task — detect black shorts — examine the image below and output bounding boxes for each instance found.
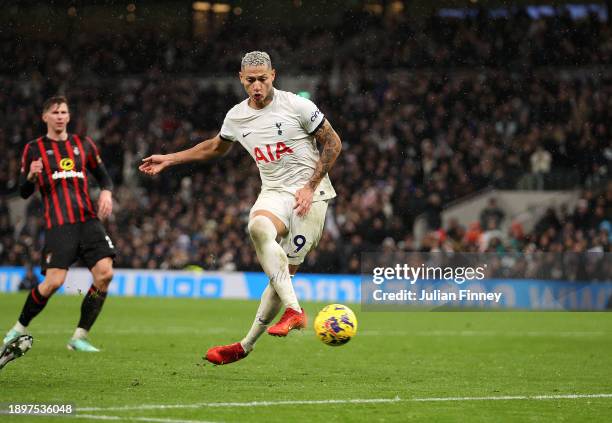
[41,219,116,275]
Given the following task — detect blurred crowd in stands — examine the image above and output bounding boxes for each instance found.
[0,9,610,275]
[1,7,610,77]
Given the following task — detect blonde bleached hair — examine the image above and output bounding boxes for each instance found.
[241,51,272,70]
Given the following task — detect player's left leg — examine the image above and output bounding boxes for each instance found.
[68,257,113,352]
[240,283,282,351]
[69,220,116,352]
[205,278,283,365]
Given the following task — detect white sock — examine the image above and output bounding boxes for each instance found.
[12,322,26,333]
[248,216,300,311]
[240,283,282,352]
[73,327,88,339]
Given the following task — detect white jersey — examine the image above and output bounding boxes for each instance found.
[220,89,336,201]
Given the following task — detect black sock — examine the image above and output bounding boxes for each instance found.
[77,286,108,331]
[18,286,50,327]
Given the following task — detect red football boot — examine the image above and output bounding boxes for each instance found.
[267,308,307,337]
[205,342,248,365]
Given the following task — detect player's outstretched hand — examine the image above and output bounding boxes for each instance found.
[294,186,314,217]
[139,154,172,175]
[97,190,113,220]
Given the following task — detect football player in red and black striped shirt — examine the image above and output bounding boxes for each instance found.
[3,96,116,354]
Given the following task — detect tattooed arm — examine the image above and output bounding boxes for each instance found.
[308,119,343,190]
[294,119,342,216]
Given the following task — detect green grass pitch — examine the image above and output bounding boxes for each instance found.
[1,293,612,422]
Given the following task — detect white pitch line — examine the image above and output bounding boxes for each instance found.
[78,414,218,423]
[359,330,608,337]
[80,398,402,412]
[79,394,612,412]
[410,393,612,402]
[33,329,608,337]
[34,327,231,336]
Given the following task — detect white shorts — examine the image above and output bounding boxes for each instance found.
[250,190,328,266]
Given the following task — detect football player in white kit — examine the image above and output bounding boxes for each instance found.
[139,51,342,365]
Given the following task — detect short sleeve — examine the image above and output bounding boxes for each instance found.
[219,114,238,142]
[293,95,325,135]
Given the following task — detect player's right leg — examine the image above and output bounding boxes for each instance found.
[248,210,307,336]
[0,335,33,372]
[249,211,301,309]
[267,199,329,336]
[205,194,307,365]
[4,224,76,348]
[3,268,67,345]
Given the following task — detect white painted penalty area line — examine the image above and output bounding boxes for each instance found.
[79,394,612,412]
[78,414,219,423]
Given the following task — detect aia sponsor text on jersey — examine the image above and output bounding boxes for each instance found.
[253,141,294,164]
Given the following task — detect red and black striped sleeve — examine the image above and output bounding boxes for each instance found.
[85,136,113,191]
[19,142,36,199]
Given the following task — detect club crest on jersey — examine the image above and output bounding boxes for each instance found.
[253,142,293,164]
[275,122,283,135]
[73,147,80,155]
